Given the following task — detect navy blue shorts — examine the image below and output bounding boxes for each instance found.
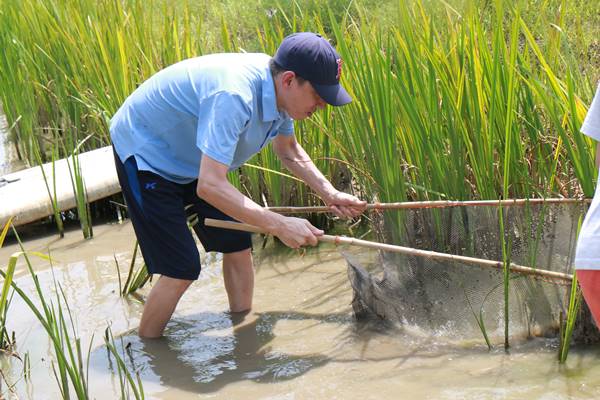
[113,149,252,280]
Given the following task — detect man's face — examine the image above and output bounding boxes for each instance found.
[280,73,327,120]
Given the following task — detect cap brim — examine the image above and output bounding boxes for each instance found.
[312,82,352,106]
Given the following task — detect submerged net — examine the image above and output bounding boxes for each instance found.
[344,202,600,345]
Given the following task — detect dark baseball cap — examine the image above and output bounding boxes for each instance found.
[273,32,352,106]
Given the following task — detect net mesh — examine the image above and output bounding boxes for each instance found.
[343,202,600,345]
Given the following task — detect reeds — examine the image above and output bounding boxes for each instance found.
[1,228,145,398]
[65,138,93,239]
[559,214,586,363]
[118,241,150,297]
[0,218,16,351]
[559,274,582,363]
[34,142,65,237]
[104,327,145,399]
[1,1,596,209]
[0,252,90,397]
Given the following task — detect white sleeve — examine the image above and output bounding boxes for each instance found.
[582,83,600,141]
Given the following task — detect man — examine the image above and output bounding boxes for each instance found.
[110,32,367,338]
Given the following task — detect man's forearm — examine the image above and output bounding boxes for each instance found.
[278,142,337,202]
[197,178,285,233]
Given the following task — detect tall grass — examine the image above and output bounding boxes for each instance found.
[0,239,91,398]
[104,327,145,399]
[0,0,596,210]
[118,241,150,297]
[332,2,594,204]
[65,139,93,239]
[0,229,145,398]
[559,274,582,363]
[559,213,586,363]
[0,218,16,351]
[34,142,65,237]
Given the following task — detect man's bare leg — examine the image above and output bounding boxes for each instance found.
[138,276,193,338]
[222,248,254,312]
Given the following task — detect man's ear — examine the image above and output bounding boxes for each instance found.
[281,71,295,87]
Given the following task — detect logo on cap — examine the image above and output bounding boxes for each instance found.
[336,59,343,80]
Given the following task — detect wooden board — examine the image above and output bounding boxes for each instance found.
[0,146,120,227]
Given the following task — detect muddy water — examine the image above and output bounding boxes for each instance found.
[2,222,600,399]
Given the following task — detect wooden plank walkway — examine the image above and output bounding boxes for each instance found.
[0,146,120,227]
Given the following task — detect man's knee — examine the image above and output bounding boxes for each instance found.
[157,275,194,295]
[223,248,252,266]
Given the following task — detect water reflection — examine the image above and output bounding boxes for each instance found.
[119,311,330,394]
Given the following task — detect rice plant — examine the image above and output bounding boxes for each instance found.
[0,244,90,398]
[559,213,586,363]
[64,137,93,239]
[464,285,493,350]
[1,229,146,398]
[1,0,597,228]
[559,274,582,363]
[0,217,16,351]
[35,141,65,238]
[119,241,150,297]
[23,351,31,381]
[1,220,151,399]
[104,327,145,400]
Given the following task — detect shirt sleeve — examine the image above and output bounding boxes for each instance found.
[277,116,295,136]
[196,91,251,166]
[582,83,600,141]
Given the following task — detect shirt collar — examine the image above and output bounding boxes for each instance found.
[262,69,281,122]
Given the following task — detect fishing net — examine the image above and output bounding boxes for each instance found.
[343,202,600,345]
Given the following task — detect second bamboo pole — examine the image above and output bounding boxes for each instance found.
[204,218,573,285]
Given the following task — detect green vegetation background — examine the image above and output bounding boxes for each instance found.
[1,0,599,208]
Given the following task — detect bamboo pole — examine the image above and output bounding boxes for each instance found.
[265,198,590,214]
[204,218,573,285]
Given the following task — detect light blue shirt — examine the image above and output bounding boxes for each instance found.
[110,53,294,184]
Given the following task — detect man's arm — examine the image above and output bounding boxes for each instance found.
[196,155,322,248]
[272,134,366,218]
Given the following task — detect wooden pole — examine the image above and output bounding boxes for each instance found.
[265,198,590,214]
[204,218,573,285]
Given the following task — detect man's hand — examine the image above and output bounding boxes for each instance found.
[324,191,367,219]
[272,216,323,249]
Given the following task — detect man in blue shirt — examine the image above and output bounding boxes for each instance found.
[111,32,366,338]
